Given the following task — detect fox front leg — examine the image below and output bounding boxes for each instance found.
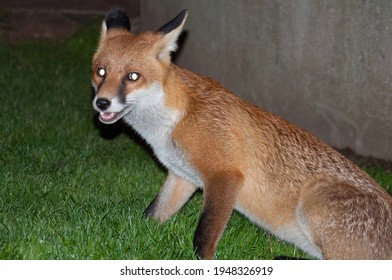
[193,169,244,259]
[144,172,197,222]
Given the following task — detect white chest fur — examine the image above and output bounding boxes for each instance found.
[122,82,203,187]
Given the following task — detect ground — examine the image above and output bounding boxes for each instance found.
[0,1,140,42]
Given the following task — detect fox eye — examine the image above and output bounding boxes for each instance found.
[97,67,106,77]
[128,72,140,81]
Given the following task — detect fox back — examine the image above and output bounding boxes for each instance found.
[92,8,392,259]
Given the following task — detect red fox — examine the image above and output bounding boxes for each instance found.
[92,8,392,259]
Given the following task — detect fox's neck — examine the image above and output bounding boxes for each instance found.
[161,64,192,113]
[122,80,180,143]
[163,64,229,110]
[123,63,225,142]
[122,65,203,186]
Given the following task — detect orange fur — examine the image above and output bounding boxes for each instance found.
[92,9,392,259]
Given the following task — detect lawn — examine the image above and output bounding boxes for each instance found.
[0,23,391,260]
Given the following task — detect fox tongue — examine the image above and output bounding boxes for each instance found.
[100,112,117,122]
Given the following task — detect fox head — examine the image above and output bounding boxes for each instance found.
[92,8,188,124]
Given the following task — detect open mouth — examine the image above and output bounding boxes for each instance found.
[99,112,118,123]
[98,107,131,124]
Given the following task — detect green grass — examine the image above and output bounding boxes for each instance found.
[0,24,391,260]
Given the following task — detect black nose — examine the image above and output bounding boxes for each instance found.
[96,98,111,110]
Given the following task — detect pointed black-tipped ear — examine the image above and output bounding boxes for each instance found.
[156,10,188,63]
[105,8,131,31]
[158,9,188,34]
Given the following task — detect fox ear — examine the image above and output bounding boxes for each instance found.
[105,8,131,31]
[157,9,188,62]
[99,8,131,42]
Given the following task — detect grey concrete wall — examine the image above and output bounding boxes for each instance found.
[141,0,392,161]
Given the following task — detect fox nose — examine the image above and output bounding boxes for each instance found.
[96,98,111,110]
